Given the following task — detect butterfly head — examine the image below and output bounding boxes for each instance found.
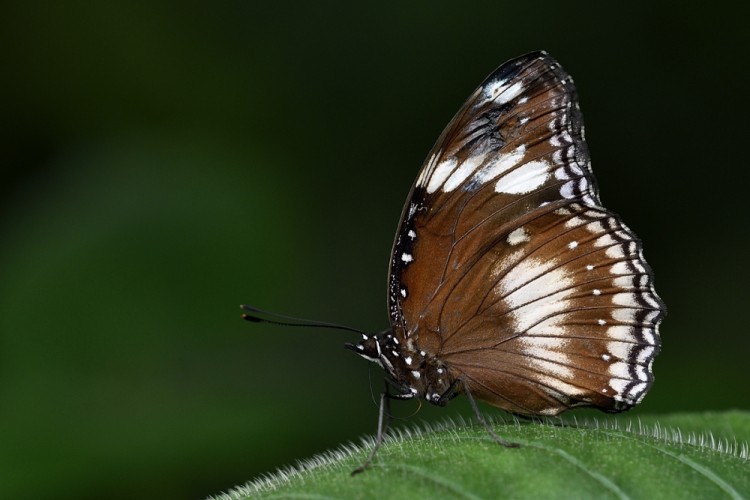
[346,332,456,405]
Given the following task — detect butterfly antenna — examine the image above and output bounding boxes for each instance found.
[240,304,367,335]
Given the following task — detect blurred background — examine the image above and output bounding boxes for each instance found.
[2,2,748,498]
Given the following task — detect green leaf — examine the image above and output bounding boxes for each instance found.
[211,411,750,499]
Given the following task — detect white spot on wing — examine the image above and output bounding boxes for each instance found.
[612,293,637,306]
[607,341,633,360]
[609,361,631,379]
[507,227,530,246]
[611,308,638,323]
[426,157,457,193]
[443,153,488,191]
[472,145,526,185]
[495,160,551,194]
[609,378,629,395]
[605,245,625,259]
[416,152,438,188]
[482,79,525,106]
[560,181,575,199]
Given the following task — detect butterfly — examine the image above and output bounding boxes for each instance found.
[342,51,665,472]
[243,50,665,474]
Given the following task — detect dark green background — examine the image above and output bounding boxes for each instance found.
[2,3,748,498]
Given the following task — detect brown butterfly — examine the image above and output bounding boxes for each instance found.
[244,51,665,474]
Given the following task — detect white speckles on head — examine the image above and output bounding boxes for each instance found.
[401,253,413,264]
[507,227,530,246]
[405,356,412,365]
[411,370,421,379]
[437,368,444,374]
[495,160,551,194]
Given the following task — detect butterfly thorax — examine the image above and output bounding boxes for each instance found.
[346,332,456,406]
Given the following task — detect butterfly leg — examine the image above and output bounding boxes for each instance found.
[462,380,520,449]
[351,382,393,475]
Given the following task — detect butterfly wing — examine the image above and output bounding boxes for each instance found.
[388,51,664,415]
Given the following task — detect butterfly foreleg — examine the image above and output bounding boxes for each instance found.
[352,380,414,475]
